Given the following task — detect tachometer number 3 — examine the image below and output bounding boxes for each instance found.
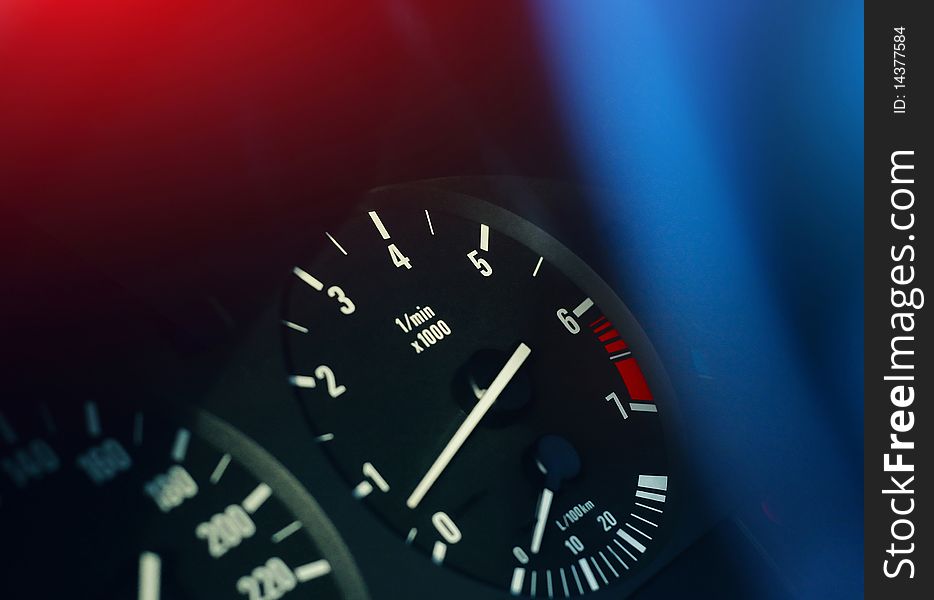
[327,286,355,314]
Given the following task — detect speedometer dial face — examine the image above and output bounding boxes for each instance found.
[283,189,679,597]
[0,402,369,600]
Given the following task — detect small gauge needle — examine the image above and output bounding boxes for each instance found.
[407,343,532,509]
[138,551,161,600]
[530,488,554,554]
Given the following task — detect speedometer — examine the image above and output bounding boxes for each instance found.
[0,401,369,600]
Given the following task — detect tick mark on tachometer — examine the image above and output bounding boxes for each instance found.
[368,211,392,240]
[325,232,348,255]
[282,320,309,334]
[572,297,594,318]
[532,256,543,277]
[293,266,324,291]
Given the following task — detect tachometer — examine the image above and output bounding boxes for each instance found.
[283,186,679,597]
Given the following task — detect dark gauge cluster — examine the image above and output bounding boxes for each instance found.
[3,186,686,599]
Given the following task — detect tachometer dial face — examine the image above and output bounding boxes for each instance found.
[283,189,679,597]
[0,402,369,600]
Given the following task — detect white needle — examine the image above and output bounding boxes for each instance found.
[138,551,161,600]
[406,343,532,509]
[530,488,554,554]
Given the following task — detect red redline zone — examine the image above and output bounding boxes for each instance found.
[589,315,654,402]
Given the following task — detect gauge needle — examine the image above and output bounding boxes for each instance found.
[530,487,554,554]
[407,342,532,509]
[138,551,161,600]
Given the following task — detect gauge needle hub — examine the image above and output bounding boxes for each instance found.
[138,551,161,600]
[530,487,554,554]
[406,343,532,509]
